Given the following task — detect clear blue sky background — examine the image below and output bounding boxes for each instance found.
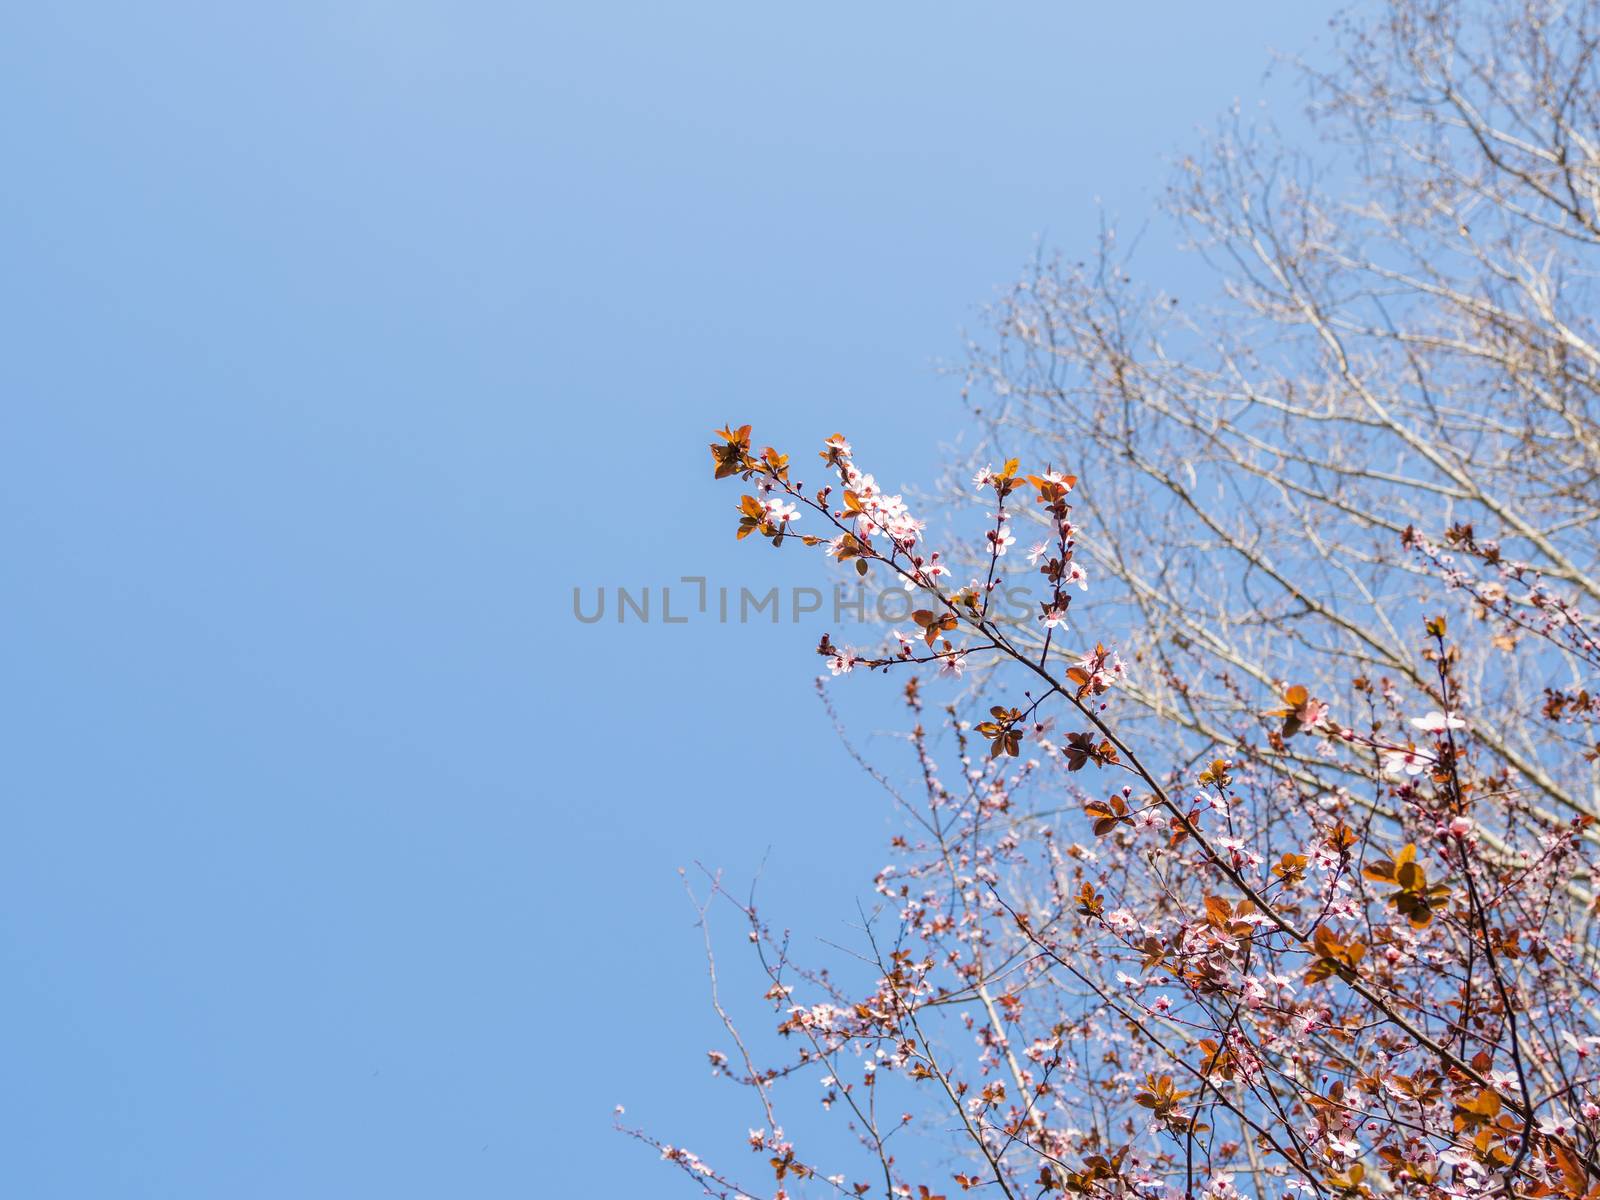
[0,4,1328,1196]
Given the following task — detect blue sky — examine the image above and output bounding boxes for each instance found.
[0,4,1327,1195]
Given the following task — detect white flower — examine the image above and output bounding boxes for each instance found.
[972,465,994,490]
[1409,710,1466,732]
[1560,1031,1600,1058]
[1381,745,1430,776]
[762,498,800,525]
[1539,1114,1575,1138]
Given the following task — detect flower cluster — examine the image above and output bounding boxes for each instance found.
[621,428,1600,1200]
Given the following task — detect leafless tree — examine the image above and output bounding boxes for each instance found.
[965,0,1600,868]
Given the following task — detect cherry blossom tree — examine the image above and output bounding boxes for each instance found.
[623,4,1600,1200]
